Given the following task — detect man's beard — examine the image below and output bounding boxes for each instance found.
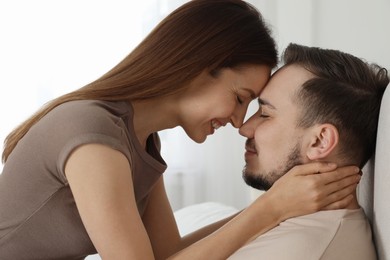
[242,144,303,191]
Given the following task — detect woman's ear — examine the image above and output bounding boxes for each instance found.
[306,124,339,160]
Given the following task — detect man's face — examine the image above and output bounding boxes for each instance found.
[239,64,314,190]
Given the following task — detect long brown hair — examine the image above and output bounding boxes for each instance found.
[2,0,277,163]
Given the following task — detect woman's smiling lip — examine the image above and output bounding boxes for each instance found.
[210,119,227,134]
[208,119,225,136]
[211,119,223,130]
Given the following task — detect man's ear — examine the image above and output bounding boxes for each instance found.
[306,124,339,160]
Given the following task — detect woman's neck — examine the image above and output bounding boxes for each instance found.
[131,96,180,147]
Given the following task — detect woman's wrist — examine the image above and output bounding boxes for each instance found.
[258,191,285,223]
[243,192,284,239]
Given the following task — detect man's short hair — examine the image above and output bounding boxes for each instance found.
[283,43,389,167]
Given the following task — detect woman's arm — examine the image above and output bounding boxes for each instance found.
[144,162,359,260]
[66,144,359,259]
[169,163,360,259]
[65,143,231,259]
[65,143,156,259]
[142,176,241,259]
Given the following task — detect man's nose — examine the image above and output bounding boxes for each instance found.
[239,116,257,138]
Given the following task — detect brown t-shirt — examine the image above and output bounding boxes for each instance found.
[0,100,167,259]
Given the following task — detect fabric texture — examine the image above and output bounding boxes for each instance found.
[174,202,238,236]
[0,100,166,259]
[228,208,376,260]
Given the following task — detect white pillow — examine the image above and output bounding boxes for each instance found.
[174,202,238,236]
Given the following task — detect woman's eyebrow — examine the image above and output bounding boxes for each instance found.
[258,98,276,109]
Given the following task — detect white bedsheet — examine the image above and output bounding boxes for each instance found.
[174,201,239,236]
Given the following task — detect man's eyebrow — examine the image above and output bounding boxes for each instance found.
[258,98,276,109]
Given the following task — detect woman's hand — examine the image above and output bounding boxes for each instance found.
[260,162,361,222]
[168,162,361,260]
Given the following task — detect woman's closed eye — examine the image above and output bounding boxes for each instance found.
[236,95,243,104]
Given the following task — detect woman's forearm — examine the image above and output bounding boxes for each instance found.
[169,194,279,260]
[169,163,360,259]
[177,211,241,251]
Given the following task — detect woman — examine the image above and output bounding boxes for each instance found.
[0,0,360,259]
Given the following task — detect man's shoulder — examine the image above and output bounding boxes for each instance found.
[318,208,377,260]
[284,208,366,226]
[229,209,374,260]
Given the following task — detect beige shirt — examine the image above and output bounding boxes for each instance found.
[229,208,376,260]
[0,100,166,259]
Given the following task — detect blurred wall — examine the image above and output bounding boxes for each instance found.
[251,0,390,68]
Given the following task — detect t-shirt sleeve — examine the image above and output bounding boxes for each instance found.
[29,101,132,184]
[57,132,131,183]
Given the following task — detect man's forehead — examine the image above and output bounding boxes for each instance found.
[266,65,313,92]
[258,64,314,108]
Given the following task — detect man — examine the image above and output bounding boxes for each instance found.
[229,43,389,259]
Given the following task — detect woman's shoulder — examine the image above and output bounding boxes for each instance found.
[53,100,131,118]
[48,100,129,125]
[33,100,132,138]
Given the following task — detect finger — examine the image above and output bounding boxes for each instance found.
[329,165,361,178]
[288,162,337,177]
[315,166,361,185]
[321,183,358,209]
[323,174,361,195]
[322,194,355,210]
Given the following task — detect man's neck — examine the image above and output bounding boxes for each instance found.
[345,192,360,209]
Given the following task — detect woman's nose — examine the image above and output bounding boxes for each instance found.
[230,107,247,128]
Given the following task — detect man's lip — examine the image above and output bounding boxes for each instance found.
[245,146,257,154]
[244,149,257,161]
[244,151,256,161]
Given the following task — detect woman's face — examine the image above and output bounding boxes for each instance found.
[178,64,271,143]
